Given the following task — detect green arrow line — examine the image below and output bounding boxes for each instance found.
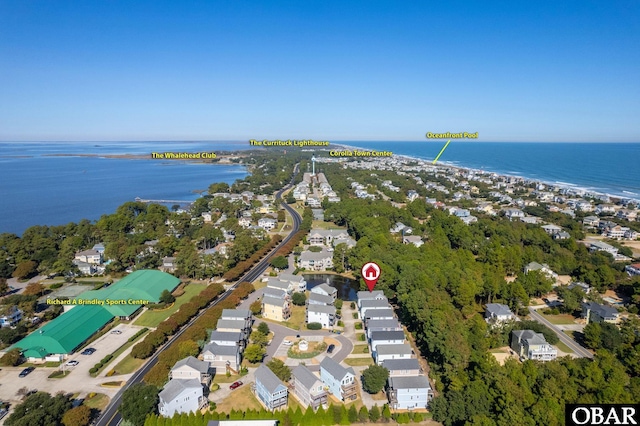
[432,140,451,164]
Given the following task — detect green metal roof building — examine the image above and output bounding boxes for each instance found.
[10,270,180,360]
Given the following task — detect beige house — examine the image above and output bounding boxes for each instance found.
[169,356,211,385]
[262,295,291,322]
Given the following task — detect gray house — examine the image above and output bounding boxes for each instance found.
[387,376,433,410]
[370,331,406,352]
[510,330,557,361]
[365,318,402,339]
[254,365,288,411]
[582,302,619,324]
[375,343,413,365]
[484,303,516,325]
[291,364,328,410]
[170,356,211,385]
[202,343,241,373]
[382,359,421,377]
[158,378,207,417]
[319,357,357,402]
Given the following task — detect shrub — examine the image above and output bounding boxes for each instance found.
[89,367,98,374]
[307,322,322,330]
[337,320,344,327]
[355,322,363,330]
[106,369,116,377]
[352,313,359,319]
[49,282,63,289]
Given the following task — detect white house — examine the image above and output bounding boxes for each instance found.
[291,364,328,410]
[382,359,421,377]
[307,229,350,246]
[258,218,277,231]
[209,331,244,348]
[319,357,357,402]
[524,262,558,281]
[589,241,619,255]
[308,292,334,306]
[310,284,337,301]
[365,319,402,339]
[370,331,406,352]
[298,249,334,271]
[0,306,22,328]
[306,304,336,329]
[158,378,206,417]
[364,308,395,322]
[358,298,391,319]
[402,236,424,247]
[170,356,211,385]
[484,303,516,325]
[278,273,307,292]
[510,330,557,361]
[74,249,102,264]
[387,376,433,410]
[202,343,241,372]
[375,343,413,365]
[356,290,385,309]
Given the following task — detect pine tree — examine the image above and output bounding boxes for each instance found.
[382,404,391,422]
[340,405,350,425]
[369,405,381,422]
[358,406,369,423]
[332,404,343,425]
[348,405,358,423]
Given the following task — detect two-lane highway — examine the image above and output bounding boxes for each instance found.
[97,164,302,426]
[528,307,593,359]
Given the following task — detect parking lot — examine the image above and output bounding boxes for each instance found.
[0,323,145,411]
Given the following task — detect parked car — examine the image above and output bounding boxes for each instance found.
[111,330,122,335]
[18,367,34,378]
[65,360,79,367]
[230,381,243,390]
[0,408,8,420]
[283,340,293,346]
[327,344,336,353]
[81,348,96,355]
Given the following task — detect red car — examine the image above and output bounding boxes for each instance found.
[230,381,243,390]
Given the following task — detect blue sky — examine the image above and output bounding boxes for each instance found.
[1,1,638,142]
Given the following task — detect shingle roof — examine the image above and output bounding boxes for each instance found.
[159,378,202,403]
[366,319,401,329]
[356,290,385,301]
[485,303,513,317]
[388,376,431,390]
[360,299,390,309]
[365,308,394,319]
[308,292,334,305]
[255,365,286,393]
[292,365,321,390]
[172,356,210,373]
[375,343,413,355]
[203,342,239,356]
[382,358,420,372]
[320,356,354,381]
[216,319,247,331]
[263,287,287,299]
[262,295,287,308]
[221,309,251,320]
[307,304,336,314]
[312,284,336,295]
[209,331,242,343]
[370,331,405,342]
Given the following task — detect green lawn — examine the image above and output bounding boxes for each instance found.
[556,341,574,354]
[84,393,109,411]
[133,283,206,327]
[111,354,145,374]
[352,344,369,354]
[344,357,374,367]
[215,385,262,413]
[280,304,306,330]
[541,313,576,325]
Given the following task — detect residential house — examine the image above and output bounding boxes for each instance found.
[365,319,402,339]
[402,236,424,247]
[278,273,307,292]
[460,215,478,225]
[319,357,357,402]
[484,303,516,325]
[258,218,277,231]
[308,292,334,306]
[291,365,328,410]
[202,343,241,372]
[567,282,591,294]
[582,302,620,324]
[216,318,251,340]
[267,278,292,295]
[541,224,562,235]
[524,262,558,281]
[390,222,412,234]
[589,241,619,255]
[158,378,206,417]
[358,298,391,319]
[74,249,102,264]
[254,365,288,411]
[238,217,252,228]
[262,296,291,322]
[387,376,433,410]
[625,263,640,277]
[170,356,211,385]
[510,330,557,361]
[382,359,421,377]
[364,308,395,322]
[583,216,600,227]
[221,309,252,323]
[0,306,22,328]
[306,304,336,328]
[263,287,288,300]
[406,190,419,202]
[202,212,213,223]
[375,344,414,365]
[370,331,405,352]
[209,331,244,348]
[554,231,571,240]
[310,284,337,301]
[356,290,386,309]
[595,204,616,215]
[616,209,638,221]
[504,208,525,220]
[92,243,105,255]
[307,229,350,246]
[298,249,334,271]
[161,256,177,273]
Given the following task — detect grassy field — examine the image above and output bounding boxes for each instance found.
[311,221,342,230]
[541,313,576,325]
[84,393,110,411]
[344,357,374,367]
[352,344,369,354]
[133,283,206,327]
[280,304,306,330]
[112,354,145,374]
[215,385,262,413]
[556,341,574,354]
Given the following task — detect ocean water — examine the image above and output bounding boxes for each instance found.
[2,141,639,236]
[0,142,250,235]
[339,142,640,199]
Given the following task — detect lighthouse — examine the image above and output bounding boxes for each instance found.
[311,155,316,176]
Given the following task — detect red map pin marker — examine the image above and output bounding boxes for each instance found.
[361,262,381,292]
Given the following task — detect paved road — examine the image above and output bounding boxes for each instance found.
[528,307,593,359]
[97,164,303,426]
